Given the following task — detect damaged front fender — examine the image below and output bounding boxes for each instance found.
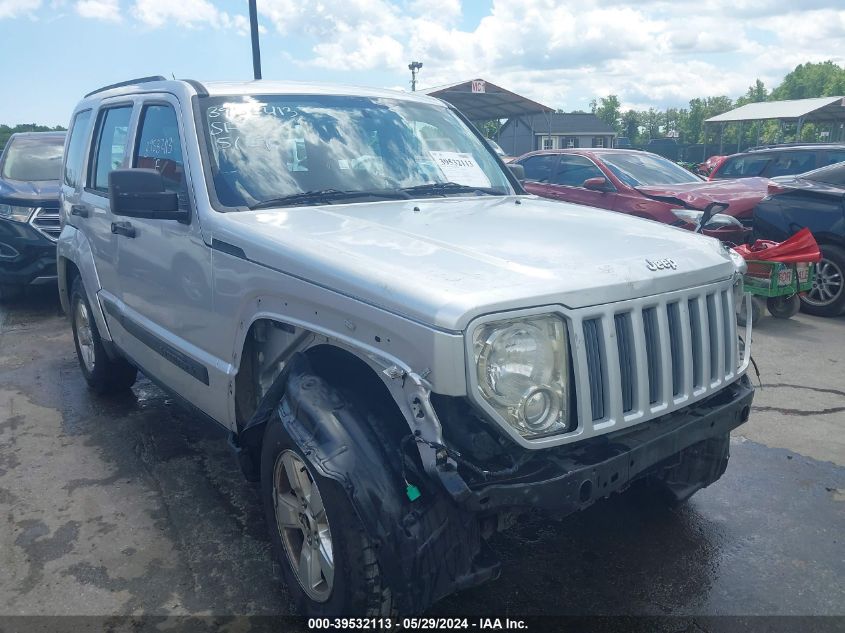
[243,353,498,614]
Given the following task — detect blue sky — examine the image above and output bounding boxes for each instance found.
[1,0,843,126]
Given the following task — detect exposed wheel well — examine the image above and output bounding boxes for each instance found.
[235,319,409,442]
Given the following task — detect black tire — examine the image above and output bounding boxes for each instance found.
[70,276,137,394]
[260,403,395,617]
[0,283,24,303]
[800,244,845,317]
[766,294,800,319]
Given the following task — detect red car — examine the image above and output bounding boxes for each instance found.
[513,149,769,244]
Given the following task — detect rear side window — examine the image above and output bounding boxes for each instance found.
[552,155,604,187]
[765,151,816,177]
[64,110,92,188]
[133,104,186,199]
[715,154,770,178]
[824,150,845,166]
[520,154,559,182]
[90,106,132,192]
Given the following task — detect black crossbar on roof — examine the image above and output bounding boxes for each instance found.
[85,76,167,98]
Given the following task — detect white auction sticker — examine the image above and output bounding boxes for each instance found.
[428,151,491,188]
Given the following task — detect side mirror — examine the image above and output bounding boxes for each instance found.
[109,169,187,222]
[507,163,525,182]
[582,176,610,191]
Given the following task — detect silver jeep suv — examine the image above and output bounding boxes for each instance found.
[58,76,753,616]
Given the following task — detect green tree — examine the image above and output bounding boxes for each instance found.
[594,95,623,134]
[770,61,845,100]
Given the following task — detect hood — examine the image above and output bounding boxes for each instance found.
[212,196,738,330]
[0,178,61,205]
[636,177,770,218]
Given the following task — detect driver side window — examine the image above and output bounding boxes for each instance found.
[134,103,188,207]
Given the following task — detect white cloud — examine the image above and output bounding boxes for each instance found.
[0,0,41,19]
[75,0,120,21]
[3,0,845,111]
[131,0,246,30]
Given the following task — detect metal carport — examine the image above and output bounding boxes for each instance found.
[704,96,845,155]
[423,78,553,123]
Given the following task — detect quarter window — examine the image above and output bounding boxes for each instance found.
[134,104,186,198]
[64,109,92,188]
[766,152,816,177]
[90,106,132,192]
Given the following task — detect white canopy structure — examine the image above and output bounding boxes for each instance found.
[704,96,845,154]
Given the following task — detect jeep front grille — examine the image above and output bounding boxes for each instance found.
[573,279,744,434]
[29,207,61,242]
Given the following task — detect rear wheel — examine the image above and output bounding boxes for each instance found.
[260,396,395,617]
[801,244,845,317]
[70,276,137,394]
[736,295,762,327]
[766,294,800,319]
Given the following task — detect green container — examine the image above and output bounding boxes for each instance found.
[743,261,815,298]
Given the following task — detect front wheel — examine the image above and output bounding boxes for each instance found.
[260,411,395,617]
[70,276,137,394]
[801,245,845,317]
[767,294,800,319]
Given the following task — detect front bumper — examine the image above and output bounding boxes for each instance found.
[464,374,754,514]
[0,219,57,286]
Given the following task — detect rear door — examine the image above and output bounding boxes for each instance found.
[544,154,616,209]
[79,101,136,304]
[519,154,561,198]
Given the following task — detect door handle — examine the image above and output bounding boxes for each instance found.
[70,204,89,218]
[111,221,136,238]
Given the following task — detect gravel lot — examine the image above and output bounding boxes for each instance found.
[1,288,843,621]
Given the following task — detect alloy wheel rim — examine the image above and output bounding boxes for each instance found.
[273,450,334,602]
[74,299,96,372]
[804,258,843,307]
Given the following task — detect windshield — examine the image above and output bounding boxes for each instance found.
[1,135,65,181]
[601,152,700,187]
[198,94,513,209]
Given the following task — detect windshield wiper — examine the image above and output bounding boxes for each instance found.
[400,181,505,197]
[249,188,410,210]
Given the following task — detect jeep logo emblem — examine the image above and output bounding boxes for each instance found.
[646,258,677,271]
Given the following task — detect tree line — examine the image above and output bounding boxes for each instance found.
[590,61,845,153]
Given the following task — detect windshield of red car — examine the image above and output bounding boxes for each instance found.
[601,152,700,187]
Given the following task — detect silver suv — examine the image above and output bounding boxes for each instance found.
[58,77,754,616]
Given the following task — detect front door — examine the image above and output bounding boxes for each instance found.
[109,95,217,415]
[544,154,617,209]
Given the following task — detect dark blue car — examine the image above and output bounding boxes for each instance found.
[753,161,845,317]
[0,131,66,300]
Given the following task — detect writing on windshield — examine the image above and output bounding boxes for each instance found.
[198,95,511,209]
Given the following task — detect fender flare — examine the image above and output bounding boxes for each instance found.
[240,353,498,614]
[57,225,111,342]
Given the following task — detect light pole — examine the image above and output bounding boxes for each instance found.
[408,61,423,91]
[249,0,262,80]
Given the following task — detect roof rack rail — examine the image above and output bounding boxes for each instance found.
[84,75,167,98]
[181,79,209,97]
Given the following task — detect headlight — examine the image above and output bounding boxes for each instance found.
[0,203,35,223]
[671,208,742,229]
[473,315,569,438]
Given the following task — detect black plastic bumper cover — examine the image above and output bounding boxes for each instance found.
[464,374,754,514]
[0,219,56,285]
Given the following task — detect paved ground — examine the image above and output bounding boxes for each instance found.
[0,287,843,619]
